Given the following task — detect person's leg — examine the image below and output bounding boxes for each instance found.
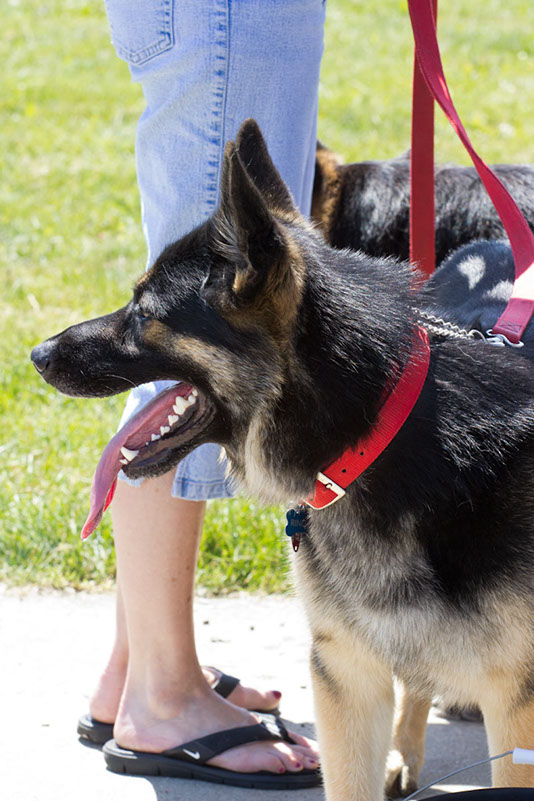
[111,474,317,773]
[89,576,128,725]
[89,495,281,724]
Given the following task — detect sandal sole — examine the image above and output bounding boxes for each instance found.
[103,740,321,790]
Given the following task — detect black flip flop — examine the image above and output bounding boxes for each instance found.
[78,669,280,745]
[77,713,114,745]
[103,718,321,790]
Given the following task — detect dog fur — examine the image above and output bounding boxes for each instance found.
[312,142,534,265]
[33,121,534,800]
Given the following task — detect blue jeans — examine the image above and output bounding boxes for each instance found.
[104,0,326,499]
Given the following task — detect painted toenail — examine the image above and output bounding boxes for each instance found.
[272,691,282,699]
[279,766,286,774]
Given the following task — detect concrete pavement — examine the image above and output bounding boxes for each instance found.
[1,586,492,800]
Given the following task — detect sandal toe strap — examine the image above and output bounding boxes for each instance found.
[211,670,240,698]
[163,719,291,765]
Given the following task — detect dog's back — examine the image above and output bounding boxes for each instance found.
[312,145,534,265]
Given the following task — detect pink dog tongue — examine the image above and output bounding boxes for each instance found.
[81,383,193,540]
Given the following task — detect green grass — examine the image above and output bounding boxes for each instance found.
[2,0,533,591]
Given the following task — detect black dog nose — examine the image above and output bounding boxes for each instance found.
[31,341,52,374]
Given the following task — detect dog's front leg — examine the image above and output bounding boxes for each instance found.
[385,682,430,798]
[310,628,395,801]
[482,691,534,787]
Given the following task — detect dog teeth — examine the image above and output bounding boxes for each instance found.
[151,433,161,442]
[120,446,139,462]
[168,414,179,425]
[172,393,197,415]
[160,425,170,435]
[174,396,188,414]
[119,458,129,465]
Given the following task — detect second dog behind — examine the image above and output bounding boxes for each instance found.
[312,142,534,264]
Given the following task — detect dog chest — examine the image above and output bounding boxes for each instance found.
[294,514,533,697]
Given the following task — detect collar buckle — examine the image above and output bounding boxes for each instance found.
[307,472,346,509]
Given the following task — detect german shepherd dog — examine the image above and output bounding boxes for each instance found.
[312,142,534,264]
[32,120,534,800]
[311,144,534,794]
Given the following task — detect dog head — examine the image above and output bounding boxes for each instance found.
[32,119,414,535]
[31,121,318,532]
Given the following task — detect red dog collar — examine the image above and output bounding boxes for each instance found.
[307,325,431,510]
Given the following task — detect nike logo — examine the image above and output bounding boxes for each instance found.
[182,748,201,760]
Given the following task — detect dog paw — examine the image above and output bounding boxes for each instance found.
[385,750,421,799]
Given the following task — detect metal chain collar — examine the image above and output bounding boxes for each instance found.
[415,309,524,348]
[415,309,485,341]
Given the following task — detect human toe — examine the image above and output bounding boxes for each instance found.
[231,684,282,712]
[285,729,319,759]
[203,667,282,712]
[210,740,288,774]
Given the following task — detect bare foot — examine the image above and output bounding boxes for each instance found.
[89,661,282,723]
[202,666,281,713]
[114,684,319,775]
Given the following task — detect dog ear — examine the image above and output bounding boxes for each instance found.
[234,119,296,215]
[204,136,294,312]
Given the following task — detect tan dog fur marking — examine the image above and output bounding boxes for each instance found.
[143,321,259,411]
[227,227,307,347]
[311,145,344,239]
[385,684,431,798]
[310,621,395,801]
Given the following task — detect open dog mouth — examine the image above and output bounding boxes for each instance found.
[82,382,215,539]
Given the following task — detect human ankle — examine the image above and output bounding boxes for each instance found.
[103,648,128,679]
[114,681,255,754]
[124,665,210,721]
[88,642,128,719]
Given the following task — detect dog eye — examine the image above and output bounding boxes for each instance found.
[135,306,150,320]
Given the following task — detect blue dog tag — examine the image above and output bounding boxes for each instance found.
[285,505,308,552]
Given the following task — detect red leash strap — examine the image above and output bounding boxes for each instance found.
[408,0,534,344]
[410,0,437,278]
[307,326,430,510]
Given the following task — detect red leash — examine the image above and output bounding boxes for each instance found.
[305,4,533,515]
[408,0,534,344]
[409,0,437,277]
